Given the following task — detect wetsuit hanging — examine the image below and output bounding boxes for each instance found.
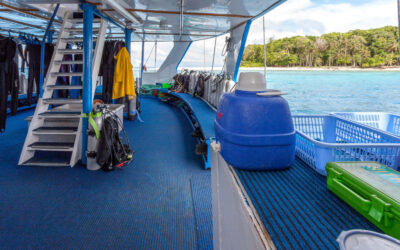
[0,36,9,132]
[8,39,19,115]
[19,43,26,73]
[44,43,54,76]
[25,42,54,104]
[100,41,115,103]
[0,37,20,130]
[25,43,41,105]
[100,41,124,103]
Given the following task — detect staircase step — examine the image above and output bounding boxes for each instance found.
[28,142,74,151]
[22,151,72,167]
[47,85,83,90]
[42,98,82,105]
[58,49,84,54]
[54,60,83,65]
[33,126,78,135]
[39,110,81,119]
[23,158,70,167]
[51,72,83,77]
[19,16,107,168]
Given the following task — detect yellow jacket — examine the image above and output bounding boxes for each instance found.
[112,47,136,100]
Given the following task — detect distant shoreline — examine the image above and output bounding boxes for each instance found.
[175,66,400,72]
[240,66,400,71]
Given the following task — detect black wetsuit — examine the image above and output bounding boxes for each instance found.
[44,43,54,76]
[7,40,18,115]
[0,37,18,131]
[25,44,41,105]
[0,40,6,131]
[100,40,125,103]
[25,43,54,104]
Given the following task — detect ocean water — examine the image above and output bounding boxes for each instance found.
[240,70,400,115]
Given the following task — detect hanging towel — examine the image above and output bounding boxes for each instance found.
[112,47,135,100]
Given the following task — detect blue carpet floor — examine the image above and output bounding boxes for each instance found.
[191,173,213,250]
[0,97,212,249]
[3,94,382,249]
[235,158,380,250]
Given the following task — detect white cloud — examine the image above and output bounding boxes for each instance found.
[131,0,398,69]
[248,0,397,43]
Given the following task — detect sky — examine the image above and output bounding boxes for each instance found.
[132,0,398,69]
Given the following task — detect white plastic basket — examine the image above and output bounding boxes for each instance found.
[293,115,400,175]
[332,112,400,137]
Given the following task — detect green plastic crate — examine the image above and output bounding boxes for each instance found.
[326,162,400,240]
[140,85,159,95]
[161,83,172,89]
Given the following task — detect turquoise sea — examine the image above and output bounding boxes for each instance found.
[240,70,400,115]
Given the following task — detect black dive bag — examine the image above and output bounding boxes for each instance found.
[96,111,134,171]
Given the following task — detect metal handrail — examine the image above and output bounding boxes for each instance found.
[39,3,59,98]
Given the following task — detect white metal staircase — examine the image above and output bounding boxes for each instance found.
[19,16,108,167]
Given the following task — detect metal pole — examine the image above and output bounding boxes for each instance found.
[204,39,206,71]
[39,45,46,98]
[155,41,157,69]
[263,15,267,86]
[233,20,252,82]
[125,28,135,120]
[179,0,184,40]
[81,3,95,165]
[211,37,217,74]
[140,39,145,88]
[39,4,59,98]
[47,31,54,44]
[125,28,132,54]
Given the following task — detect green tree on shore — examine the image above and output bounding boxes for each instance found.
[242,26,399,68]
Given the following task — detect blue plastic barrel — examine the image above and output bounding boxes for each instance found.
[214,72,295,170]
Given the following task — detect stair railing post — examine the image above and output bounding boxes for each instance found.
[140,39,145,88]
[125,28,137,120]
[81,3,95,165]
[47,31,54,44]
[125,28,132,54]
[39,4,59,98]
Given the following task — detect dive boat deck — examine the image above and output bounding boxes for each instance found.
[1,94,382,249]
[235,160,379,249]
[0,98,212,249]
[162,92,381,249]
